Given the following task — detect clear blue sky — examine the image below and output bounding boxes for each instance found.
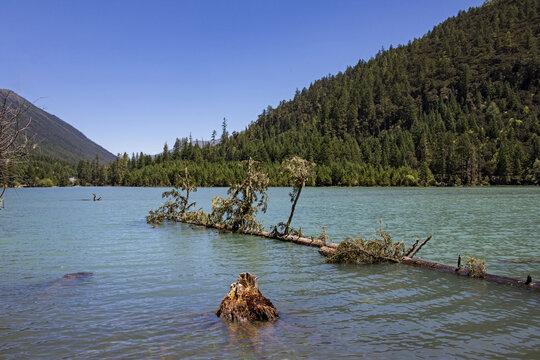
[1,0,484,155]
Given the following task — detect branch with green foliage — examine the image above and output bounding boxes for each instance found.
[210,158,269,232]
[326,221,405,264]
[146,168,206,226]
[276,156,314,235]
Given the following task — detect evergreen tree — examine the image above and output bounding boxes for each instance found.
[162,142,170,162]
[173,138,182,160]
[221,118,229,142]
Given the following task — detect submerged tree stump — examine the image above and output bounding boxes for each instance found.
[216,272,279,322]
[63,272,93,279]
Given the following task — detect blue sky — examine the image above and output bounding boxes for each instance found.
[1,0,484,155]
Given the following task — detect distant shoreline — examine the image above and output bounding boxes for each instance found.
[9,184,539,189]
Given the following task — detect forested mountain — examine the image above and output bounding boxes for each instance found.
[14,0,540,187]
[1,90,116,163]
[217,0,539,185]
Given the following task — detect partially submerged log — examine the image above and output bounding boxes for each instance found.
[180,217,537,291]
[317,244,540,290]
[401,257,540,289]
[216,272,279,322]
[180,218,340,249]
[319,245,338,257]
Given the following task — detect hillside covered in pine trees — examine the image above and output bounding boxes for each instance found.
[15,0,540,187]
[216,0,540,186]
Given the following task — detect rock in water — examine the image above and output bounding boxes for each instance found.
[216,272,279,322]
[63,272,93,279]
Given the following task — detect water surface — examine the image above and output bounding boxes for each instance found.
[1,187,539,359]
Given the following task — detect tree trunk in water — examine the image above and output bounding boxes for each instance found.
[216,272,279,322]
[285,183,303,235]
[318,244,540,290]
[177,217,539,291]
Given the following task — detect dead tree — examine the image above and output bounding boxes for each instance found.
[0,90,31,207]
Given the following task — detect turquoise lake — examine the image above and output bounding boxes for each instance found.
[1,186,539,359]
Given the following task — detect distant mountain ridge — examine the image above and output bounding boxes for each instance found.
[1,89,116,163]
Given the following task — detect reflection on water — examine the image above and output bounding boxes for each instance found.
[0,187,539,359]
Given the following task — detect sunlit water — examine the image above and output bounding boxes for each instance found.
[1,187,539,359]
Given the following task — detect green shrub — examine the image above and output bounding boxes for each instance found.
[37,178,54,187]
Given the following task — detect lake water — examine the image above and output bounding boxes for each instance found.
[1,186,539,359]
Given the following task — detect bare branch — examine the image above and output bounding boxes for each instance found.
[409,235,433,258]
[0,90,33,203]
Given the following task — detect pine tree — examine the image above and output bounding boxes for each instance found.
[221,118,229,142]
[162,142,170,162]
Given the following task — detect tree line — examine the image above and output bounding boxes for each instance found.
[7,0,540,187]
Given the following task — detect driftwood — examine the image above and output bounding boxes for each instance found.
[178,219,539,291]
[400,257,540,289]
[216,272,278,322]
[180,217,339,249]
[317,236,539,289]
[319,244,540,290]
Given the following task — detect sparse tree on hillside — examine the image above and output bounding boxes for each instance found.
[221,118,229,142]
[162,142,169,162]
[173,138,182,159]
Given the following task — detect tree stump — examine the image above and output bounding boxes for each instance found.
[216,272,279,322]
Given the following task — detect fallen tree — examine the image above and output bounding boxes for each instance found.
[209,158,269,232]
[147,165,540,291]
[320,243,539,290]
[147,167,207,226]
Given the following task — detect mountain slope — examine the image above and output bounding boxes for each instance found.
[215,0,540,185]
[1,89,116,163]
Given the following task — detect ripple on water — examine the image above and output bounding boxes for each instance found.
[0,187,539,359]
